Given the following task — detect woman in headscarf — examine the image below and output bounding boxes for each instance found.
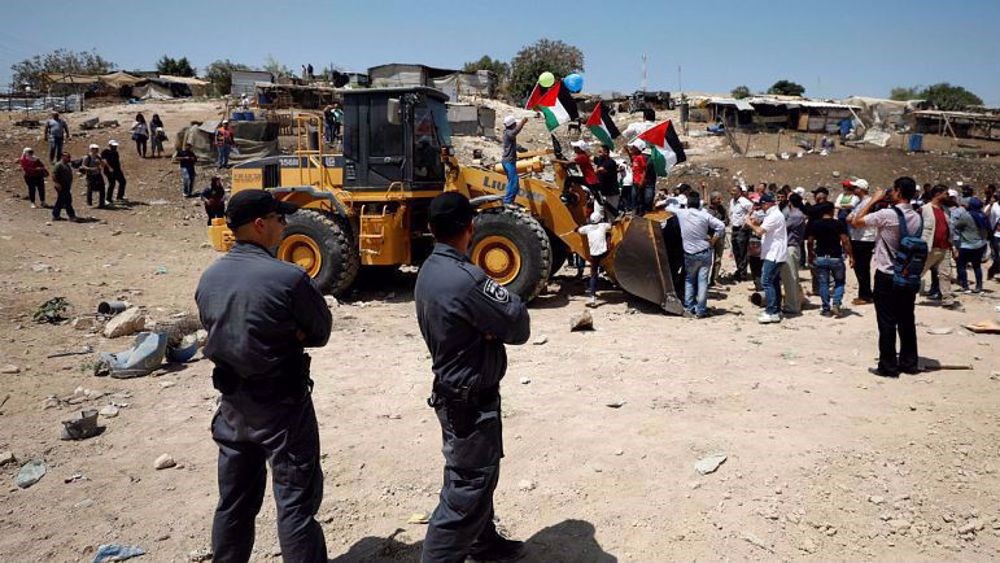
[953,196,990,293]
[131,113,149,158]
[17,147,47,208]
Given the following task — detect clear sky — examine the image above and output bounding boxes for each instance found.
[2,0,998,104]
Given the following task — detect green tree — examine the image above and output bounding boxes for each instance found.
[889,85,922,101]
[508,39,584,101]
[919,82,982,110]
[204,59,252,96]
[156,55,196,77]
[11,48,115,90]
[463,55,510,98]
[730,85,751,99]
[767,79,805,97]
[263,55,293,79]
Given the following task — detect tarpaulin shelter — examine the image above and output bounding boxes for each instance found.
[368,63,496,98]
[159,75,210,97]
[173,120,281,164]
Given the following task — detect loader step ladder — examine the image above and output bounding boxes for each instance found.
[293,114,333,188]
[359,204,388,257]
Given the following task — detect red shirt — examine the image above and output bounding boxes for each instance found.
[18,155,45,177]
[631,155,646,187]
[574,152,598,185]
[931,205,950,249]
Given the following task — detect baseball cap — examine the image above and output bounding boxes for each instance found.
[793,186,806,196]
[22,147,33,154]
[225,189,299,229]
[843,178,869,190]
[428,192,474,229]
[571,140,588,150]
[503,115,517,128]
[812,186,829,196]
[759,192,776,203]
[221,119,229,124]
[88,143,99,150]
[947,188,960,199]
[108,140,119,147]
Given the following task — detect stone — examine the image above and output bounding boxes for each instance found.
[695,453,727,475]
[889,519,912,532]
[532,335,548,345]
[188,548,213,562]
[798,537,817,554]
[0,451,16,466]
[518,479,536,492]
[154,454,176,470]
[869,495,886,505]
[570,310,594,332]
[958,521,979,535]
[159,381,176,389]
[60,409,101,441]
[99,405,120,418]
[927,327,953,335]
[102,307,146,339]
[324,295,339,308]
[71,317,97,331]
[0,364,20,374]
[15,459,46,488]
[519,377,531,385]
[406,512,430,524]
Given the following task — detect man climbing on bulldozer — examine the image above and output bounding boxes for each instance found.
[501,115,528,205]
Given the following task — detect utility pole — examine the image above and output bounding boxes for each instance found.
[641,53,648,94]
[678,65,683,96]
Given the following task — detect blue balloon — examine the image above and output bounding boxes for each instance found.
[563,73,584,93]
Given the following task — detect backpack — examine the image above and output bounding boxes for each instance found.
[890,207,927,291]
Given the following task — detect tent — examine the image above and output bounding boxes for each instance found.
[159,75,210,97]
[174,120,281,164]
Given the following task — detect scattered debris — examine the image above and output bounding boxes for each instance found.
[569,310,594,332]
[15,459,46,489]
[103,307,147,339]
[95,332,167,379]
[407,512,430,524]
[518,479,537,491]
[869,495,886,505]
[92,543,146,563]
[188,549,212,562]
[605,400,626,408]
[0,451,16,466]
[740,532,775,553]
[532,335,548,345]
[1,364,20,374]
[99,405,120,418]
[154,453,176,470]
[964,320,1000,334]
[927,327,954,335]
[324,295,339,308]
[519,377,531,385]
[33,297,71,324]
[694,453,728,475]
[47,345,94,358]
[64,472,87,484]
[60,409,102,441]
[71,317,98,331]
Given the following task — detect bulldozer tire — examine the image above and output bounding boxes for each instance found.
[471,207,551,302]
[278,210,359,297]
[547,230,568,277]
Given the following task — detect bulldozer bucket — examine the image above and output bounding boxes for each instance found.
[610,216,685,315]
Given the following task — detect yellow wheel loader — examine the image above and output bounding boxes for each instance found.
[209,86,683,314]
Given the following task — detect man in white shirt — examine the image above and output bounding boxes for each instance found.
[728,186,754,281]
[675,192,725,318]
[577,212,612,307]
[846,181,877,304]
[745,192,787,323]
[987,190,1000,280]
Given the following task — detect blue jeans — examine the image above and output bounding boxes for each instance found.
[501,161,518,204]
[957,245,986,290]
[814,256,846,310]
[181,167,195,196]
[761,259,783,315]
[49,136,64,163]
[218,145,232,168]
[683,249,713,316]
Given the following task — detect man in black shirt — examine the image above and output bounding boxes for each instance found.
[101,140,127,202]
[196,190,332,562]
[51,152,77,221]
[175,141,198,197]
[592,144,621,217]
[806,202,854,316]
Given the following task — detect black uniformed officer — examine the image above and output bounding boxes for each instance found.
[195,190,332,563]
[415,192,531,562]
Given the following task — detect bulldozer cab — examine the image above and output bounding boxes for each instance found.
[340,87,451,191]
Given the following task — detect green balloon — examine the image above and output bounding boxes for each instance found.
[538,71,555,88]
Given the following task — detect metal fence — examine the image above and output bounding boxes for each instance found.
[0,93,82,113]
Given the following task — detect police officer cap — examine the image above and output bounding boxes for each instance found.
[428,192,474,228]
[226,189,299,228]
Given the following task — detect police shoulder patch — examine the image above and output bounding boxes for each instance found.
[482,279,510,303]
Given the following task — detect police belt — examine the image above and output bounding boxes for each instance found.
[427,383,499,409]
[212,354,313,400]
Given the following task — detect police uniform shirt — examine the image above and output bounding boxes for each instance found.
[196,241,332,379]
[414,243,530,400]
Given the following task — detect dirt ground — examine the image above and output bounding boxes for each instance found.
[1,99,1000,562]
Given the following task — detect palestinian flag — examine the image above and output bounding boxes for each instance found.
[524,82,578,131]
[585,101,621,147]
[637,120,687,175]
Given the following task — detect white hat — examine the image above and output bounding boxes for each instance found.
[956,181,964,186]
[108,140,119,146]
[793,186,806,196]
[570,140,588,150]
[947,188,960,198]
[22,147,33,154]
[221,119,229,124]
[629,139,645,151]
[88,143,99,150]
[503,115,517,128]
[589,211,603,224]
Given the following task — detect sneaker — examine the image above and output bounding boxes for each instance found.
[926,293,943,301]
[851,297,872,306]
[52,216,66,221]
[868,367,900,379]
[831,304,842,317]
[757,313,781,324]
[682,309,697,319]
[29,203,37,209]
[971,288,982,294]
[586,296,597,308]
[820,308,832,317]
[469,537,525,562]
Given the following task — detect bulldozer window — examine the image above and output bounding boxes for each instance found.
[368,99,404,157]
[413,105,444,182]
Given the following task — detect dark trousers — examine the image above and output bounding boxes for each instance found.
[588,253,607,295]
[86,175,106,207]
[105,169,127,201]
[731,227,750,279]
[873,271,918,373]
[211,391,327,563]
[989,237,1000,278]
[135,136,147,157]
[749,255,763,290]
[24,175,46,204]
[52,188,75,219]
[956,246,986,290]
[852,240,875,300]
[635,185,654,215]
[620,185,634,211]
[49,136,64,163]
[423,396,503,563]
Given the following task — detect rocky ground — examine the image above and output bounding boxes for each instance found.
[1,99,999,561]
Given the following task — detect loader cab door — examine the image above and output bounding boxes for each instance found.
[342,92,407,189]
[411,99,450,187]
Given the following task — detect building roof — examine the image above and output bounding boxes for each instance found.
[159,75,210,86]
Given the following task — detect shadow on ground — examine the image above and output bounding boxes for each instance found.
[329,519,616,562]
